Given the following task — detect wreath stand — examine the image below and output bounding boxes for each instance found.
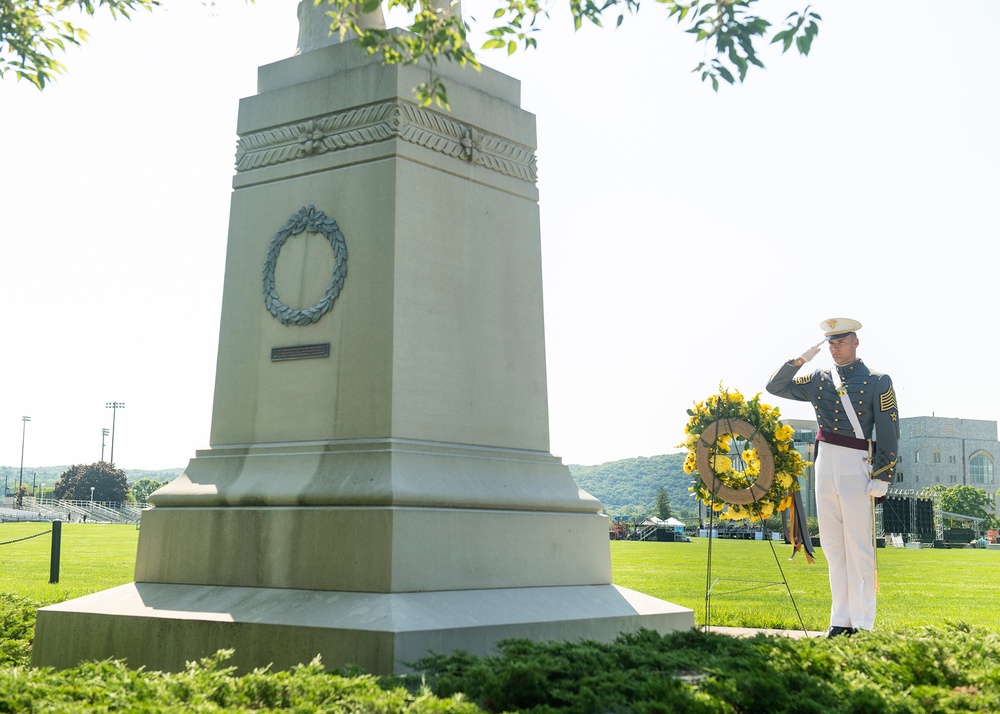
[697,416,809,635]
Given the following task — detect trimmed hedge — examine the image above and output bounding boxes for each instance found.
[4,590,999,713]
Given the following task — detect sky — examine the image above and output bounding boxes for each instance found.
[2,1,999,472]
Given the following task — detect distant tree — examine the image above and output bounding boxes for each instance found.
[53,462,129,503]
[129,477,166,504]
[655,487,672,520]
[928,484,998,530]
[14,485,28,508]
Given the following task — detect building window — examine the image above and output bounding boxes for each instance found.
[949,455,957,464]
[915,451,920,463]
[914,423,922,436]
[970,453,995,485]
[950,474,958,483]
[897,472,904,482]
[933,451,942,463]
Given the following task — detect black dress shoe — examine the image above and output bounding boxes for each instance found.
[826,626,857,638]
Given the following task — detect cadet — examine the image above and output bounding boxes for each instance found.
[766,318,899,637]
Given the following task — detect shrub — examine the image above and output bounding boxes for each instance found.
[410,626,1000,714]
[0,592,38,668]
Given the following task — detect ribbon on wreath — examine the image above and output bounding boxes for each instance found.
[783,489,815,564]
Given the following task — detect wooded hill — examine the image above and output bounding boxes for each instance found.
[568,453,692,520]
[4,457,693,520]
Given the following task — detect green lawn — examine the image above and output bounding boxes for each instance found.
[2,523,997,633]
[610,539,1000,632]
[0,523,139,604]
[4,522,1000,712]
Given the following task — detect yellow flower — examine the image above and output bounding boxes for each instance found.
[774,424,795,442]
[710,455,733,473]
[779,495,793,511]
[777,472,793,489]
[727,504,748,521]
[712,501,725,511]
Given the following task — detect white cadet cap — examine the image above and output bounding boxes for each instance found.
[820,317,862,339]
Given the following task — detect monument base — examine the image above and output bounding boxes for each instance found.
[32,582,694,674]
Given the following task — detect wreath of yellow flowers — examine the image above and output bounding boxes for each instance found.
[679,386,810,522]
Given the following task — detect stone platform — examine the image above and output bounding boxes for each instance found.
[34,582,693,673]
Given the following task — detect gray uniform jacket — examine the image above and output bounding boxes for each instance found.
[766,359,899,482]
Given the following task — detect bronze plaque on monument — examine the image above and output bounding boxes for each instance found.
[271,343,330,361]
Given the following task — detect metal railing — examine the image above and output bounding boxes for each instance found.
[0,497,147,525]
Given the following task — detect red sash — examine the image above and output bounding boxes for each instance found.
[816,430,868,451]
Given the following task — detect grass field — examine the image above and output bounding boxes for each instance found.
[611,539,1000,632]
[0,523,139,604]
[1,523,998,632]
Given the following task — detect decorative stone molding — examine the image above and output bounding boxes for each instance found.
[263,206,348,326]
[236,101,537,183]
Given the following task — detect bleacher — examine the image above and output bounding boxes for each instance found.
[1,498,146,525]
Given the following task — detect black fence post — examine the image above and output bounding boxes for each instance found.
[49,520,61,584]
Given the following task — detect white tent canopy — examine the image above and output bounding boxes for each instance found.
[642,516,686,528]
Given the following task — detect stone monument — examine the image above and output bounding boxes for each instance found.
[32,7,693,675]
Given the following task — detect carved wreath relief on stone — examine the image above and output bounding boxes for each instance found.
[263,206,348,326]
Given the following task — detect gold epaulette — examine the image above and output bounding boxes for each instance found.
[794,374,812,385]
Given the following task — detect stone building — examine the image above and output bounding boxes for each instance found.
[894,416,998,499]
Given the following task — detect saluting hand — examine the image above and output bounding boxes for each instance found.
[791,341,825,367]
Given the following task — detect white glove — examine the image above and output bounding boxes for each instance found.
[866,480,889,498]
[798,341,824,364]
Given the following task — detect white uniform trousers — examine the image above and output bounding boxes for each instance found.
[815,441,877,631]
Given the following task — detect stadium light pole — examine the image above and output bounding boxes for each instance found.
[18,416,31,494]
[105,402,125,465]
[101,428,110,462]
